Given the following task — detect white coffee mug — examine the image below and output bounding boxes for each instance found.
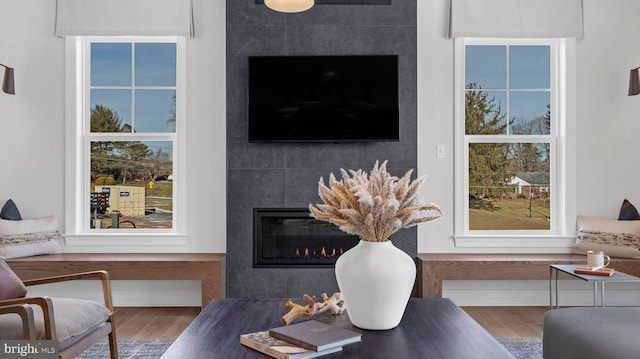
[587,250,610,268]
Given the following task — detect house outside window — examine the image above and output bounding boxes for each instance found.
[454,38,570,241]
[65,36,187,242]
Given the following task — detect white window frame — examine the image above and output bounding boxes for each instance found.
[453,38,576,248]
[64,36,187,245]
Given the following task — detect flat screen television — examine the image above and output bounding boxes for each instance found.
[248,55,399,142]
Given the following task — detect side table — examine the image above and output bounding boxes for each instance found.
[549,264,640,309]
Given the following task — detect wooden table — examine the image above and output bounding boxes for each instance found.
[160,298,515,358]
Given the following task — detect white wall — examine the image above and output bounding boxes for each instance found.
[417,0,640,305]
[3,0,640,306]
[0,0,226,305]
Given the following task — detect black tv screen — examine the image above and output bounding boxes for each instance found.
[248,55,399,142]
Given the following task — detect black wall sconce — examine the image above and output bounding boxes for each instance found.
[1,64,15,95]
[629,67,639,96]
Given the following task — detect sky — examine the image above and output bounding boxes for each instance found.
[466,45,550,133]
[90,42,176,133]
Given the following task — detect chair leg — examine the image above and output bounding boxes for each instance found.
[108,320,119,359]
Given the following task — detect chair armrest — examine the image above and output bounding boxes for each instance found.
[0,296,56,339]
[0,303,37,339]
[23,270,114,312]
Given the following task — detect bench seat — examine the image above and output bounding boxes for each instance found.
[6,253,226,309]
[417,253,640,298]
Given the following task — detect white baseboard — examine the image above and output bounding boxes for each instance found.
[24,279,640,307]
[25,280,202,307]
[445,280,640,306]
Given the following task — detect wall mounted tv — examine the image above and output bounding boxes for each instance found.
[248,55,399,143]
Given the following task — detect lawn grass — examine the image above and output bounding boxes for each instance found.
[469,198,550,230]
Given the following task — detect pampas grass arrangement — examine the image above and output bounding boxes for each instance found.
[309,161,442,242]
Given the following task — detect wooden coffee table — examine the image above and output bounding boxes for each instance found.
[160,298,514,358]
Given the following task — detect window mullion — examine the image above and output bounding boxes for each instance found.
[131,42,136,133]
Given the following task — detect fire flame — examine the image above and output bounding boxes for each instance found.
[294,246,345,258]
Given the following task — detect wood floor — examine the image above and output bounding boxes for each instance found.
[112,306,549,340]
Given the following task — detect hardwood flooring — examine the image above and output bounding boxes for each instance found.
[113,307,200,340]
[112,306,549,340]
[462,306,548,338]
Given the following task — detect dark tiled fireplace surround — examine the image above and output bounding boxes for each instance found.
[226,0,417,298]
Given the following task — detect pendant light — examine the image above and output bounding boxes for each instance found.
[264,0,314,13]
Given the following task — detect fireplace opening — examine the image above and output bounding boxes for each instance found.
[254,208,360,268]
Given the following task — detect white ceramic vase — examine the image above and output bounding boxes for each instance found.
[334,239,416,330]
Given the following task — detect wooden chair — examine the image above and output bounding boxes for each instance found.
[0,269,118,359]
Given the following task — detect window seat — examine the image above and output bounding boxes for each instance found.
[6,253,225,309]
[417,253,640,298]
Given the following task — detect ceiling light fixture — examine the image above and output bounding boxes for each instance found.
[264,0,314,13]
[0,64,14,95]
[629,67,639,96]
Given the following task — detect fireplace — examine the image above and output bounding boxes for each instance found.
[254,208,359,268]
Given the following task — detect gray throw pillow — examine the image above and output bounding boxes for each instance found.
[0,199,22,221]
[0,259,27,300]
[618,199,640,220]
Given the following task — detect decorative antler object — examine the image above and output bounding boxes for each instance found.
[281,292,345,325]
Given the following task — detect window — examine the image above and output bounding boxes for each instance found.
[65,36,186,241]
[454,38,572,243]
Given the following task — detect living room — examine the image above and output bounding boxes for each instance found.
[1,0,640,357]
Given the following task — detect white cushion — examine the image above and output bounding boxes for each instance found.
[573,215,640,258]
[0,297,111,342]
[0,216,63,259]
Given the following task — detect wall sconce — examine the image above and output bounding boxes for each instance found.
[264,0,314,13]
[1,64,15,95]
[629,67,639,96]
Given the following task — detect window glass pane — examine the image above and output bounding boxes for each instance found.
[468,142,550,230]
[465,45,506,89]
[509,46,550,89]
[134,90,176,133]
[91,43,131,86]
[510,92,551,135]
[90,89,132,132]
[90,140,173,229]
[465,89,507,135]
[135,43,177,86]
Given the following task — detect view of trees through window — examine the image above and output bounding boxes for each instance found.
[88,41,176,230]
[465,44,552,231]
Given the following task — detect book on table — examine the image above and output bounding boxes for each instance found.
[240,331,343,359]
[574,266,615,276]
[268,320,362,352]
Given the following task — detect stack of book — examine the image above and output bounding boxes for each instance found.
[574,266,615,276]
[240,320,362,359]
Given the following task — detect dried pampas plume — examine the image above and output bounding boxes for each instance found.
[309,161,442,242]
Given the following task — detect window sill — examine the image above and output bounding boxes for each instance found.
[64,233,187,246]
[453,235,576,249]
